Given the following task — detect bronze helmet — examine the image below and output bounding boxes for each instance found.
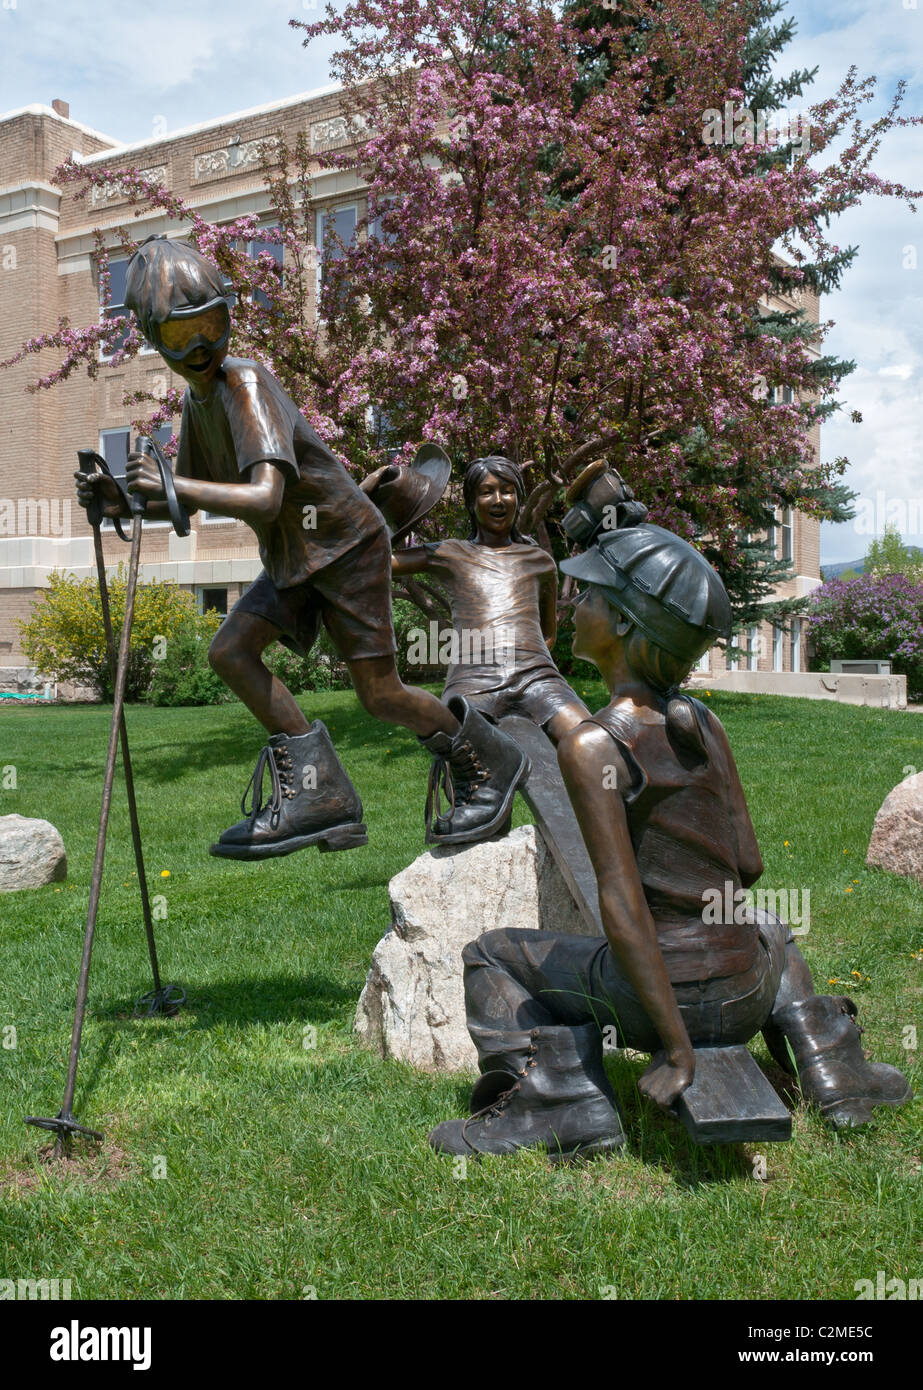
[560,524,732,666]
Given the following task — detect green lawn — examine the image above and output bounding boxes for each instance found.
[1,687,920,1300]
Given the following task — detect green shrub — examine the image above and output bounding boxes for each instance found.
[17,569,220,701]
[146,620,231,707]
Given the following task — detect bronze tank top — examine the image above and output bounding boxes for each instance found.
[591,697,760,984]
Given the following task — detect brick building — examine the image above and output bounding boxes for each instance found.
[0,91,822,687]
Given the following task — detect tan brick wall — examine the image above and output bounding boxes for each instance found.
[0,587,42,664]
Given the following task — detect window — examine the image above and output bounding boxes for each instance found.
[727,637,739,673]
[100,257,132,358]
[695,649,710,675]
[772,624,784,672]
[100,256,154,360]
[316,204,357,313]
[792,617,802,672]
[197,587,228,617]
[99,425,173,528]
[242,226,283,310]
[774,385,795,405]
[748,625,760,672]
[780,507,793,563]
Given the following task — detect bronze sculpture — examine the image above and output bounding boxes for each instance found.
[75,235,530,858]
[392,455,590,746]
[429,489,912,1160]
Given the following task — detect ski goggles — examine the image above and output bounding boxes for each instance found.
[151,302,232,363]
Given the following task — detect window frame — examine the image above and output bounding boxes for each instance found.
[315,202,359,316]
[98,425,172,529]
[99,254,156,362]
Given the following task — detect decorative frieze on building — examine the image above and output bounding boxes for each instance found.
[310,113,370,153]
[193,134,280,183]
[90,166,168,207]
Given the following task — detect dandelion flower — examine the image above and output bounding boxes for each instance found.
[161,870,171,878]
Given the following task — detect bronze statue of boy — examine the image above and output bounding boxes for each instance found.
[75,236,530,858]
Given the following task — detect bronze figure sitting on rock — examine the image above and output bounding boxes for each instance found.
[429,477,912,1161]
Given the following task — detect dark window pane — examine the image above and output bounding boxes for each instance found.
[101,429,130,480]
[202,588,228,615]
[320,206,357,262]
[102,307,131,355]
[105,258,129,309]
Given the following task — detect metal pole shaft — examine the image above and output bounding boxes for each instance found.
[56,513,145,1152]
[91,524,162,994]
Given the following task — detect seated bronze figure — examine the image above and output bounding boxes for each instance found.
[392,455,590,746]
[429,502,912,1160]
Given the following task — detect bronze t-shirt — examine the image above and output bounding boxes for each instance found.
[175,357,385,588]
[422,538,560,696]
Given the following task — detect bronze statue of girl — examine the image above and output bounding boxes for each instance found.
[392,455,589,746]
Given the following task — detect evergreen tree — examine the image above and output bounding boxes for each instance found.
[564,0,861,634]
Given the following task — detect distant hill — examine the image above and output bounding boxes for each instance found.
[821,559,864,579]
[821,547,923,581]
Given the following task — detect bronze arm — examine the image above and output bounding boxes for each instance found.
[557,721,695,1109]
[125,455,285,527]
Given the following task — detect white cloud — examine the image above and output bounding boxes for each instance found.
[771,2,923,565]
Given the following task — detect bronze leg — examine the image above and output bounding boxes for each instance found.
[543,698,593,747]
[346,654,458,737]
[208,609,310,736]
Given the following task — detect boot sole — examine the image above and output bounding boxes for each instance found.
[819,1082,913,1129]
[209,822,369,860]
[426,754,531,846]
[453,1134,625,1163]
[545,1134,626,1165]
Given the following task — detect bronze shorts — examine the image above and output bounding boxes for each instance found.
[233,526,397,663]
[457,674,586,730]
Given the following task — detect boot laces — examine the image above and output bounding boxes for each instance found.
[468,1035,539,1129]
[424,739,488,831]
[242,743,296,827]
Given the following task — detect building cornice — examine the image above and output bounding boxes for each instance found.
[72,85,343,167]
[0,104,119,146]
[0,179,62,235]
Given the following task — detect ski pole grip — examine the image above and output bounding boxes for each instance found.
[77,448,130,542]
[135,435,191,537]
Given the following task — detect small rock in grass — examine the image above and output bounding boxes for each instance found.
[0,814,67,892]
[866,771,923,886]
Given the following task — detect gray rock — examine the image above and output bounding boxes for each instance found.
[355,824,595,1071]
[866,771,923,886]
[0,814,67,892]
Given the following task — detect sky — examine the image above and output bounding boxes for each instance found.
[1,0,921,568]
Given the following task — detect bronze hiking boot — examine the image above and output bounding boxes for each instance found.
[210,722,368,860]
[428,1024,626,1162]
[770,995,912,1129]
[420,696,530,846]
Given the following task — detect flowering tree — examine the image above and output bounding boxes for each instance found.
[2,0,921,627]
[808,574,923,700]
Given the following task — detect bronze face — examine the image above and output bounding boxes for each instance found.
[473,471,518,546]
[572,585,617,667]
[158,307,231,393]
